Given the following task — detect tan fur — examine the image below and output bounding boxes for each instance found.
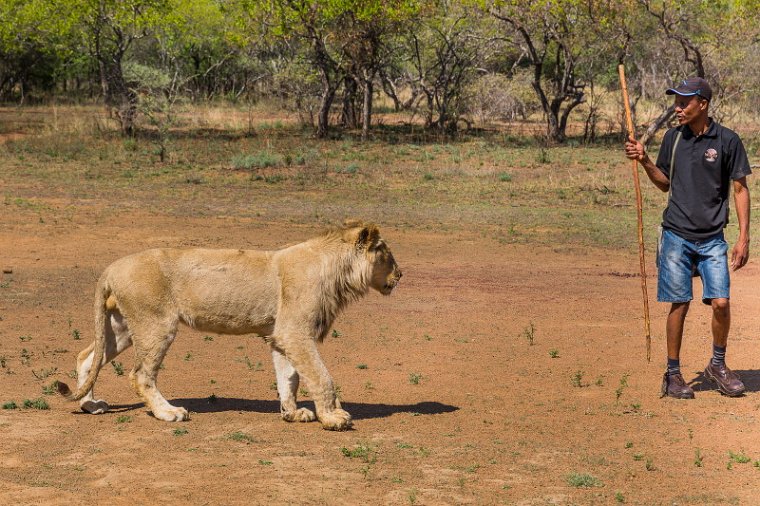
[58,222,401,430]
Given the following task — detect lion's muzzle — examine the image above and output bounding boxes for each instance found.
[382,269,402,295]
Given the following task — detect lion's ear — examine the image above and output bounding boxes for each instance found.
[352,224,380,250]
[343,218,364,228]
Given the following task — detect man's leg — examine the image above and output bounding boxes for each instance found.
[698,232,744,397]
[661,302,694,399]
[711,297,730,348]
[666,302,690,360]
[657,230,697,399]
[704,297,745,396]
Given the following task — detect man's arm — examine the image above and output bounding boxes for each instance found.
[731,177,750,271]
[624,138,670,192]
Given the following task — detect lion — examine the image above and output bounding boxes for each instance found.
[57,221,401,431]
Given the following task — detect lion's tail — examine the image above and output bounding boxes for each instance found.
[57,276,112,401]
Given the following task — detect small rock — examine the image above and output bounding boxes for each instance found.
[2,268,12,274]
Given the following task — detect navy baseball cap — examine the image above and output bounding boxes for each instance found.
[666,77,712,102]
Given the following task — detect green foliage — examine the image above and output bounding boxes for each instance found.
[244,356,262,371]
[233,152,281,170]
[123,62,172,90]
[42,381,59,395]
[340,443,376,463]
[728,450,751,464]
[2,0,759,137]
[23,398,49,410]
[522,322,535,345]
[566,472,602,488]
[32,367,57,380]
[615,374,629,402]
[228,431,256,443]
[111,361,125,376]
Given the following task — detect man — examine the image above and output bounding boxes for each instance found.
[625,77,752,399]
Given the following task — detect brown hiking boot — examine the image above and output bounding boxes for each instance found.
[704,362,745,397]
[660,372,695,399]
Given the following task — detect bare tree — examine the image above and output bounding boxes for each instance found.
[489,2,591,143]
[634,0,758,145]
[406,5,482,133]
[78,0,171,137]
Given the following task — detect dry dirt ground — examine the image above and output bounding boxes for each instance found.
[3,201,760,505]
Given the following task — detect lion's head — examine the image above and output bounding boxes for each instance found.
[368,238,402,295]
[342,220,402,296]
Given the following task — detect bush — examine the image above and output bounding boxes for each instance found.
[464,71,538,124]
[232,152,281,170]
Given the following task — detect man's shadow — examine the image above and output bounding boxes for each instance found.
[690,369,760,394]
[83,398,459,421]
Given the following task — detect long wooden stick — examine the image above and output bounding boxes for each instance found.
[618,64,651,362]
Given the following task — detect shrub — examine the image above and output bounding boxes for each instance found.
[232,152,281,170]
[566,473,602,488]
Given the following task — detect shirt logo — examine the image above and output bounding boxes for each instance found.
[704,148,718,163]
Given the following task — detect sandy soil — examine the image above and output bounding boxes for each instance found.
[2,201,760,505]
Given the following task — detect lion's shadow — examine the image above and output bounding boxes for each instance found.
[94,398,459,420]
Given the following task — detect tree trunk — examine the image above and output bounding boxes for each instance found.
[102,57,137,137]
[316,81,336,139]
[531,73,560,142]
[361,78,373,141]
[423,91,434,128]
[341,76,359,129]
[312,34,340,139]
[380,71,401,111]
[639,105,675,147]
[547,117,563,143]
[98,60,108,101]
[545,100,563,143]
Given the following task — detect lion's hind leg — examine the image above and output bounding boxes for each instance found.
[271,349,316,423]
[129,320,188,422]
[78,310,133,414]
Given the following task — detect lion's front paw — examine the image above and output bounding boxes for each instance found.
[282,407,317,423]
[80,399,110,414]
[319,408,353,431]
[152,406,189,422]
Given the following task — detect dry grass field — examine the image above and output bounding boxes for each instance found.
[2,104,760,504]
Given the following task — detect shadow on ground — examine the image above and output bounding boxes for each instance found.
[689,369,760,394]
[70,398,459,420]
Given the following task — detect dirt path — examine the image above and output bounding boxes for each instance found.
[2,204,760,505]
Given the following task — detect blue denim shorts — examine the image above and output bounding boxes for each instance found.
[657,228,729,304]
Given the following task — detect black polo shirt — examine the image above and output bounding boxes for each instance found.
[655,119,751,242]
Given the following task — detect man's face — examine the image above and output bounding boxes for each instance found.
[673,95,708,126]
